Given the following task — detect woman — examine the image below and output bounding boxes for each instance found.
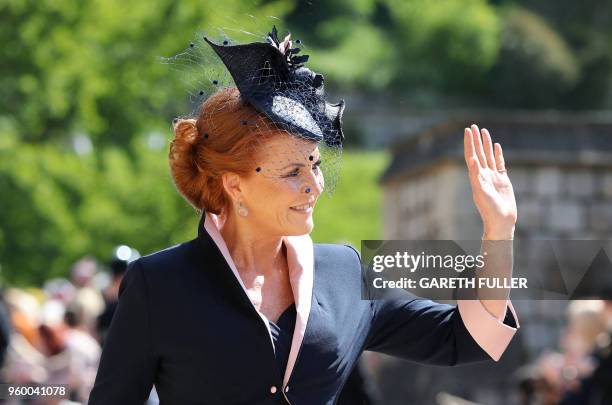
[88,27,519,405]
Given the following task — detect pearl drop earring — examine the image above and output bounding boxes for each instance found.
[237,200,249,217]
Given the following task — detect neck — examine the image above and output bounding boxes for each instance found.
[218,212,286,277]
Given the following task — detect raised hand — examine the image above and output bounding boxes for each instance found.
[463,124,517,240]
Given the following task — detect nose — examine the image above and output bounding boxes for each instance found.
[302,170,324,196]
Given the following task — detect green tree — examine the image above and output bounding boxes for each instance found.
[0,0,292,146]
[485,5,580,108]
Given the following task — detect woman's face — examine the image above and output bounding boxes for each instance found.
[233,134,325,236]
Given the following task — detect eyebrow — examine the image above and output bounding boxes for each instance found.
[280,158,322,171]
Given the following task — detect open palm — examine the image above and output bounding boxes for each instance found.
[464,124,517,238]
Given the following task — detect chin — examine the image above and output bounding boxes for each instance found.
[280,203,318,234]
[286,216,314,236]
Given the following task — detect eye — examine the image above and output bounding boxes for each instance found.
[283,159,322,178]
[284,168,300,178]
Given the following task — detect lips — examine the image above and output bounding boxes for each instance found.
[290,202,314,213]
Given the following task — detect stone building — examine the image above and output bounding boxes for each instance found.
[379,110,612,241]
[366,110,612,404]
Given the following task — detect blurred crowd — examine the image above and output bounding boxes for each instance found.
[516,300,612,405]
[0,246,140,404]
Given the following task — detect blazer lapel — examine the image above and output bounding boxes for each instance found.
[197,212,315,388]
[282,233,314,388]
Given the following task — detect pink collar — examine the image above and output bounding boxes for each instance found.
[202,211,314,389]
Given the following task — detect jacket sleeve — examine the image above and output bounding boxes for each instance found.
[364,297,519,366]
[88,259,157,404]
[346,244,520,366]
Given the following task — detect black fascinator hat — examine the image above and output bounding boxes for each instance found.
[203,26,345,148]
[162,24,346,195]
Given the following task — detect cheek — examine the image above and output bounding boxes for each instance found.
[256,178,302,210]
[277,177,303,194]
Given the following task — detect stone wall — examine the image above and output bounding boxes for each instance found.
[383,163,612,240]
[371,113,612,404]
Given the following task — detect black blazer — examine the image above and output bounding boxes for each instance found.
[88,213,518,405]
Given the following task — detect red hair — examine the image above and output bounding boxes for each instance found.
[169,86,279,214]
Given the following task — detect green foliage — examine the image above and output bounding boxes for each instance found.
[310,24,395,91]
[512,0,612,108]
[3,0,610,150]
[486,5,580,107]
[0,0,292,145]
[311,149,389,249]
[384,0,501,92]
[0,135,197,286]
[286,0,502,100]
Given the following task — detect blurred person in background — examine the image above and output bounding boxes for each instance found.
[558,299,612,405]
[95,245,139,344]
[525,300,610,405]
[69,257,105,336]
[0,293,100,404]
[43,279,76,305]
[560,300,607,365]
[1,288,47,386]
[37,299,100,404]
[64,299,101,403]
[37,299,72,400]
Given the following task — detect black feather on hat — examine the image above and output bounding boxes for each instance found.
[203,26,345,148]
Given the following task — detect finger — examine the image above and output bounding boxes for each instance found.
[494,143,506,172]
[471,124,487,168]
[481,128,497,170]
[464,128,480,172]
